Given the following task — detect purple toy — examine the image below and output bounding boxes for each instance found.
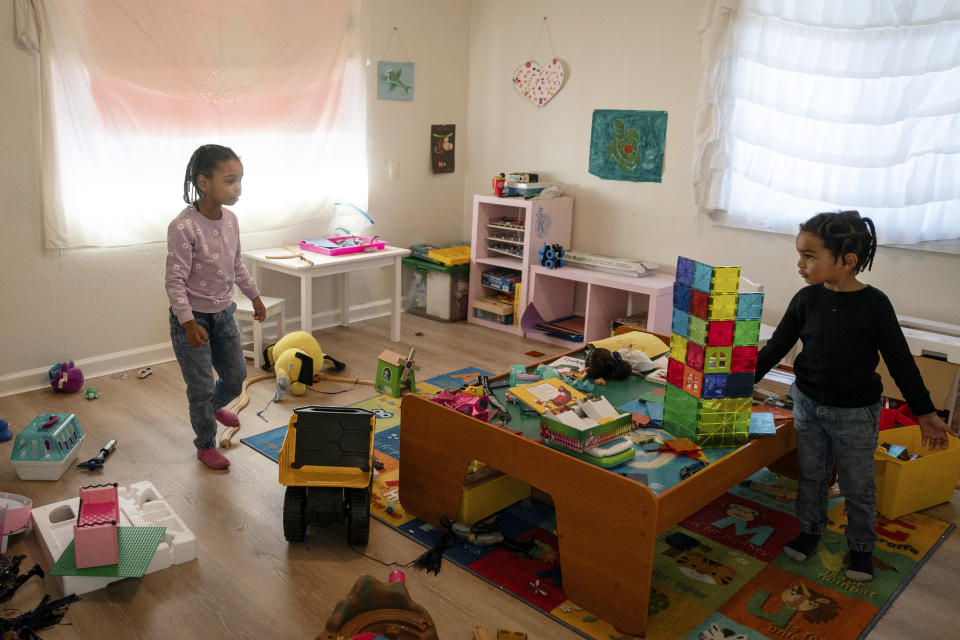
[50,361,84,393]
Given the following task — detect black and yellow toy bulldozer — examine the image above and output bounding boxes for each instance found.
[278,406,375,545]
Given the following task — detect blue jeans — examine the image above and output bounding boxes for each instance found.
[789,383,881,553]
[169,304,246,450]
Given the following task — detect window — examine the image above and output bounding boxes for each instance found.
[20,0,366,248]
[694,0,960,247]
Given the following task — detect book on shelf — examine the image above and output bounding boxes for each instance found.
[563,251,658,277]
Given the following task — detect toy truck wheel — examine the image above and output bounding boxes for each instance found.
[346,488,371,545]
[283,486,307,542]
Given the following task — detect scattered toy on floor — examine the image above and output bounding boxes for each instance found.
[77,440,118,471]
[262,331,346,401]
[0,419,11,442]
[0,593,79,640]
[49,361,84,393]
[137,367,153,379]
[0,555,44,602]
[85,388,100,400]
[320,571,438,640]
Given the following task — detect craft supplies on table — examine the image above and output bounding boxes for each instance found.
[299,235,386,256]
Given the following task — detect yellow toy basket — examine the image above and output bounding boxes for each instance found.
[427,245,470,267]
[874,424,960,519]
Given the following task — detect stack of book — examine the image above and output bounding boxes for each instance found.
[534,315,585,342]
[563,251,658,278]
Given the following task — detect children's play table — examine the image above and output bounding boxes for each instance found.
[398,346,796,635]
[243,246,410,342]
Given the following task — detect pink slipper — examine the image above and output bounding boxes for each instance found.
[197,447,230,470]
[214,408,240,428]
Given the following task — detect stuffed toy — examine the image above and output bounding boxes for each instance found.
[262,331,345,400]
[584,345,632,381]
[49,361,84,393]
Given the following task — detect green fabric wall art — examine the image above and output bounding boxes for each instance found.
[588,109,667,182]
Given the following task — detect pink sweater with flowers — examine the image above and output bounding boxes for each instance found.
[165,205,260,325]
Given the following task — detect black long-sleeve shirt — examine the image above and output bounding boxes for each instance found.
[755,284,935,414]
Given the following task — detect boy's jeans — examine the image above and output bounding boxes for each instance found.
[169,304,246,450]
[789,383,881,553]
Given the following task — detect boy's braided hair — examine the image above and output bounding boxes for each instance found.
[182,144,239,206]
[800,210,877,274]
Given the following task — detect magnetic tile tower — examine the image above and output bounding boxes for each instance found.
[662,257,764,447]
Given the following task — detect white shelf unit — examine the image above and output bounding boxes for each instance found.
[468,194,573,336]
[525,265,676,347]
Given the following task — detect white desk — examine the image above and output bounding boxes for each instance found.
[243,246,411,342]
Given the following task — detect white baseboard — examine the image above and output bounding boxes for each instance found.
[0,343,176,398]
[0,299,392,398]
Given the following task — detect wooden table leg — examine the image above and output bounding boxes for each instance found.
[400,395,657,635]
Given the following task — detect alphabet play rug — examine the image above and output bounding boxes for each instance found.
[241,370,955,640]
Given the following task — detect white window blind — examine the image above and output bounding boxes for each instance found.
[694,0,960,246]
[19,0,367,248]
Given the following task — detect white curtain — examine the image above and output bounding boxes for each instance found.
[694,0,960,246]
[19,0,367,248]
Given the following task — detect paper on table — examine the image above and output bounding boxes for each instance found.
[589,331,669,359]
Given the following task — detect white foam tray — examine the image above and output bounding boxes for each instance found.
[30,480,197,596]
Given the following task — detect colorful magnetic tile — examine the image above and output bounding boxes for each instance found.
[702,373,727,399]
[665,378,700,414]
[685,341,705,371]
[662,405,697,442]
[707,294,738,321]
[734,319,761,346]
[671,308,690,338]
[689,289,709,320]
[673,281,691,312]
[666,357,685,387]
[711,266,741,293]
[736,292,764,321]
[687,315,707,346]
[725,372,755,398]
[682,365,703,398]
[692,262,713,293]
[704,346,732,374]
[676,256,695,286]
[669,334,688,362]
[731,346,758,373]
[706,320,735,346]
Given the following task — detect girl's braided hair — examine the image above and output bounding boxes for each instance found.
[799,210,877,274]
[182,144,239,206]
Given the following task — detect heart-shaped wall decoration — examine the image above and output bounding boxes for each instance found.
[513,58,565,107]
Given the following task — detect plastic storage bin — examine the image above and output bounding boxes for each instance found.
[10,412,85,480]
[401,256,469,322]
[874,424,960,519]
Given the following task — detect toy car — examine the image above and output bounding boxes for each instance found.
[278,406,376,545]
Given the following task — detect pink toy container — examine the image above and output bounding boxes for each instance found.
[74,483,120,569]
[299,236,386,256]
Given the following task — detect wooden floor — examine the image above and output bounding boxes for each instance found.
[1,314,957,639]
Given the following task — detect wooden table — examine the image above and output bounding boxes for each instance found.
[399,365,796,635]
[243,246,410,342]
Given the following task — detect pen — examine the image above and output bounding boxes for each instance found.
[299,255,314,266]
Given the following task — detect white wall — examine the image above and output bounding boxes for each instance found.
[2,0,957,389]
[463,0,959,330]
[0,0,470,387]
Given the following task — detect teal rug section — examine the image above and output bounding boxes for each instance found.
[50,526,166,577]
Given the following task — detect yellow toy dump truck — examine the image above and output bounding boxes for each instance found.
[278,405,376,545]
